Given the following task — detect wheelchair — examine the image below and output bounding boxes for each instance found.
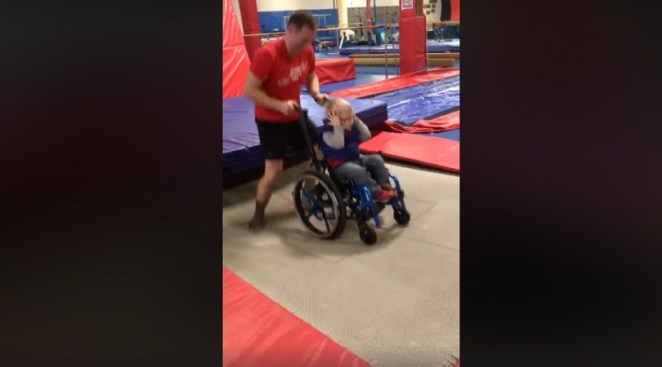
[291,106,411,245]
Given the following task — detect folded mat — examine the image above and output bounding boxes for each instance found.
[360,132,459,173]
[381,110,460,134]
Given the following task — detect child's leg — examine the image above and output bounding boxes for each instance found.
[334,160,381,192]
[360,154,392,188]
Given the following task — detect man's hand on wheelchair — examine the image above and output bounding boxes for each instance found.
[313,93,329,106]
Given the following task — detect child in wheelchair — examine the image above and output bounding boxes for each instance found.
[319,98,397,203]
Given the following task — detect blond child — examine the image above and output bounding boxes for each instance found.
[319,99,397,203]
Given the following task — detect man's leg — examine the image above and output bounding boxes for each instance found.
[251,120,288,231]
[249,158,283,230]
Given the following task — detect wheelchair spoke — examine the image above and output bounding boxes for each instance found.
[320,209,331,232]
[292,170,347,240]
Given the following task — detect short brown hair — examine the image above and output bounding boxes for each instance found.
[287,11,317,30]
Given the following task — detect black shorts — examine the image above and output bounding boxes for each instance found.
[255,118,319,160]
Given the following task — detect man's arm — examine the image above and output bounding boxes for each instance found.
[306,72,322,101]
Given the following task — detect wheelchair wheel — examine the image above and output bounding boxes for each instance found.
[293,170,346,239]
[359,224,377,245]
[394,209,411,225]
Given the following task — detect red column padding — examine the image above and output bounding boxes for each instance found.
[222,0,251,99]
[238,0,262,61]
[398,16,427,75]
[450,0,460,20]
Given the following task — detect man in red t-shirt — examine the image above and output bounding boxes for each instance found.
[243,11,328,230]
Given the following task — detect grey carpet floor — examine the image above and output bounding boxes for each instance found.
[223,162,459,367]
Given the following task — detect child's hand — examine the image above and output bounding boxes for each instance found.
[327,110,341,126]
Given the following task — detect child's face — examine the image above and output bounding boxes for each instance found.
[335,108,354,129]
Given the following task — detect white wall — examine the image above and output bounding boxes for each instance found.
[257,0,337,11]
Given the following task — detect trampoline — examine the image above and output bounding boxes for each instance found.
[331,68,460,129]
[339,39,460,56]
[367,75,459,125]
[223,94,388,176]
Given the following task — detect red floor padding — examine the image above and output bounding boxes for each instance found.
[360,132,460,173]
[316,58,356,85]
[223,267,371,367]
[382,110,460,134]
[330,67,460,99]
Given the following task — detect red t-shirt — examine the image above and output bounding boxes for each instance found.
[250,38,316,123]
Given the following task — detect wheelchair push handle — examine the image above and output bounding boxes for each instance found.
[293,100,324,172]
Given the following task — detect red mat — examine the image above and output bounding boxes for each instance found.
[223,267,371,367]
[382,110,460,134]
[221,0,250,99]
[360,132,460,173]
[316,58,356,85]
[330,67,460,99]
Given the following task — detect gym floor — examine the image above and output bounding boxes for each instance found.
[223,66,460,364]
[223,163,459,366]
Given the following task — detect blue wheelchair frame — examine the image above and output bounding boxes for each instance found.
[348,174,407,229]
[301,170,407,224]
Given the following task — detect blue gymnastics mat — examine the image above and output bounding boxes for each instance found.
[302,74,390,94]
[223,95,388,175]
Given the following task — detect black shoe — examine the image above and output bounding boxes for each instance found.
[248,216,265,231]
[248,203,266,231]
